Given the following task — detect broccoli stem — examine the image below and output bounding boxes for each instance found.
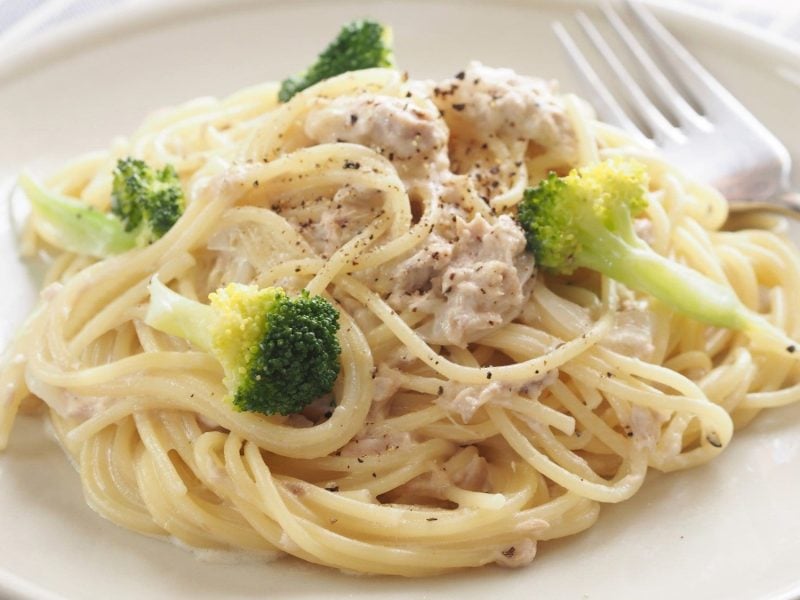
[18,174,135,258]
[145,277,216,351]
[580,230,792,349]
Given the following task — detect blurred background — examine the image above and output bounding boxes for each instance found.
[0,0,798,56]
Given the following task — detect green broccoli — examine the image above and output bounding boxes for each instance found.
[18,157,184,258]
[278,20,394,102]
[110,158,184,243]
[145,278,341,415]
[516,158,797,354]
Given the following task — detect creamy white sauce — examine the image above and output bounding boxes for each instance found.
[25,372,111,420]
[169,536,283,565]
[601,299,656,360]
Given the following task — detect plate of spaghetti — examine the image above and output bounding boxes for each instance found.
[1,1,799,599]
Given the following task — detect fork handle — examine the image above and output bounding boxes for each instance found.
[775,192,800,215]
[731,192,800,217]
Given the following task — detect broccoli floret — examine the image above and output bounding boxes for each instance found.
[516,158,798,354]
[278,20,394,102]
[111,158,184,243]
[145,279,341,415]
[18,157,184,258]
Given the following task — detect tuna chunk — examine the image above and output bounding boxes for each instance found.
[390,214,534,346]
[304,93,450,184]
[437,373,554,424]
[433,61,574,147]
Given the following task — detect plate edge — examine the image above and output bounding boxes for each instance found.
[0,0,798,86]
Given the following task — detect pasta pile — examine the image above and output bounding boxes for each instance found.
[2,64,799,576]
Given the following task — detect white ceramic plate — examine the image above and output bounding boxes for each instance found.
[1,1,800,599]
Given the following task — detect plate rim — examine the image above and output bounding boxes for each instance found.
[0,0,799,86]
[1,1,799,599]
[0,566,64,600]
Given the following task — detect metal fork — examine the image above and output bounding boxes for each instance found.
[553,0,799,213]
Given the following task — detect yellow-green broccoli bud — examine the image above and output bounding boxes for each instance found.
[516,158,797,355]
[145,279,341,415]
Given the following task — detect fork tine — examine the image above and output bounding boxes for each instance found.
[599,3,711,132]
[625,1,792,180]
[552,21,651,145]
[625,0,792,193]
[574,11,685,145]
[624,0,760,119]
